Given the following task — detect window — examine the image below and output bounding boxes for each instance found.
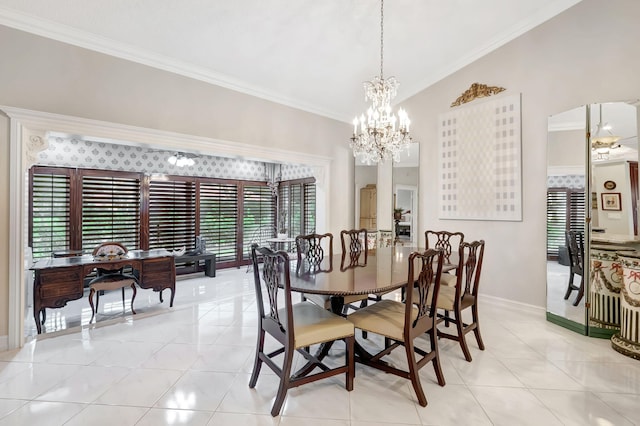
[29,166,309,269]
[199,181,239,263]
[243,184,276,261]
[149,177,196,250]
[279,178,316,236]
[30,168,72,259]
[547,188,585,259]
[81,171,141,250]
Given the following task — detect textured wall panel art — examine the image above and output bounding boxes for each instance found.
[438,93,522,221]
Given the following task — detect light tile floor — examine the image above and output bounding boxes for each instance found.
[3,267,640,425]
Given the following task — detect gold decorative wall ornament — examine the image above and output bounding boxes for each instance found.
[450,83,506,107]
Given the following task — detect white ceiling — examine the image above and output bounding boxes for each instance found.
[0,0,581,122]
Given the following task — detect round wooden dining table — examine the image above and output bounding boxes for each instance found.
[286,245,453,377]
[289,245,456,312]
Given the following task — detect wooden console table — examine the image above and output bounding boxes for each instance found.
[30,249,175,334]
[173,252,216,277]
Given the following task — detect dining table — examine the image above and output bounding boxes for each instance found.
[286,245,455,377]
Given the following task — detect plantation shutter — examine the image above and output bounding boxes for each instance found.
[547,188,585,259]
[149,178,196,250]
[200,181,239,262]
[30,169,71,259]
[303,182,316,234]
[243,184,276,260]
[289,183,303,237]
[81,173,141,250]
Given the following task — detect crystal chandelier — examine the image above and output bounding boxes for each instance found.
[350,0,412,164]
[167,153,195,167]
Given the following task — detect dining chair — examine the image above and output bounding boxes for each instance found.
[246,225,277,273]
[339,229,374,325]
[347,248,446,407]
[435,240,486,362]
[425,230,464,286]
[340,229,368,268]
[296,232,366,315]
[425,230,464,327]
[564,230,585,306]
[88,241,138,322]
[295,232,334,272]
[249,244,355,417]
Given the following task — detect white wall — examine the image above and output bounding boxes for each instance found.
[403,0,640,306]
[0,24,351,337]
[593,162,634,234]
[1,0,640,340]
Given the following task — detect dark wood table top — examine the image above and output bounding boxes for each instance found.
[31,249,173,270]
[289,245,453,296]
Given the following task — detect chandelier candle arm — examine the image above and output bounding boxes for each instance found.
[350,0,412,164]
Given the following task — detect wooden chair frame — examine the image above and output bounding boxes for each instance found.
[564,230,585,306]
[249,244,354,416]
[436,240,486,362]
[88,241,138,322]
[347,248,446,406]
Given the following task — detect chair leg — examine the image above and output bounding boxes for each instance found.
[456,312,472,362]
[405,340,427,407]
[572,275,585,306]
[345,335,355,391]
[471,305,485,350]
[271,345,294,417]
[563,272,576,300]
[249,327,266,388]
[121,287,126,310]
[428,326,446,387]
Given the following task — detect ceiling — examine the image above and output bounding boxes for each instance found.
[0,0,581,122]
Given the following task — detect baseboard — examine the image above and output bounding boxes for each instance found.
[479,293,545,314]
[0,335,8,353]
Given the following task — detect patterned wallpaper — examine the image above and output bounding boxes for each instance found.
[547,175,585,189]
[37,137,315,181]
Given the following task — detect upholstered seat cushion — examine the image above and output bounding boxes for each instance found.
[347,299,420,341]
[430,286,475,311]
[305,293,369,310]
[280,301,354,349]
[440,273,457,287]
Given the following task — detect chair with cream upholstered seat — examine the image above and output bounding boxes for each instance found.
[435,240,486,362]
[248,244,355,417]
[425,230,464,326]
[88,242,138,322]
[425,230,464,286]
[347,248,446,407]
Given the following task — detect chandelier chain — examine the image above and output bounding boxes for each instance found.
[380,0,384,79]
[349,0,412,164]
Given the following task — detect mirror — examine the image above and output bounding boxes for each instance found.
[546,101,639,335]
[355,158,377,231]
[393,143,419,246]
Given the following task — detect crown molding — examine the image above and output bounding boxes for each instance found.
[0,105,333,167]
[0,6,347,123]
[547,121,585,132]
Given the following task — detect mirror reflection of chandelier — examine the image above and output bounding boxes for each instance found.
[591,104,621,161]
[350,0,412,164]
